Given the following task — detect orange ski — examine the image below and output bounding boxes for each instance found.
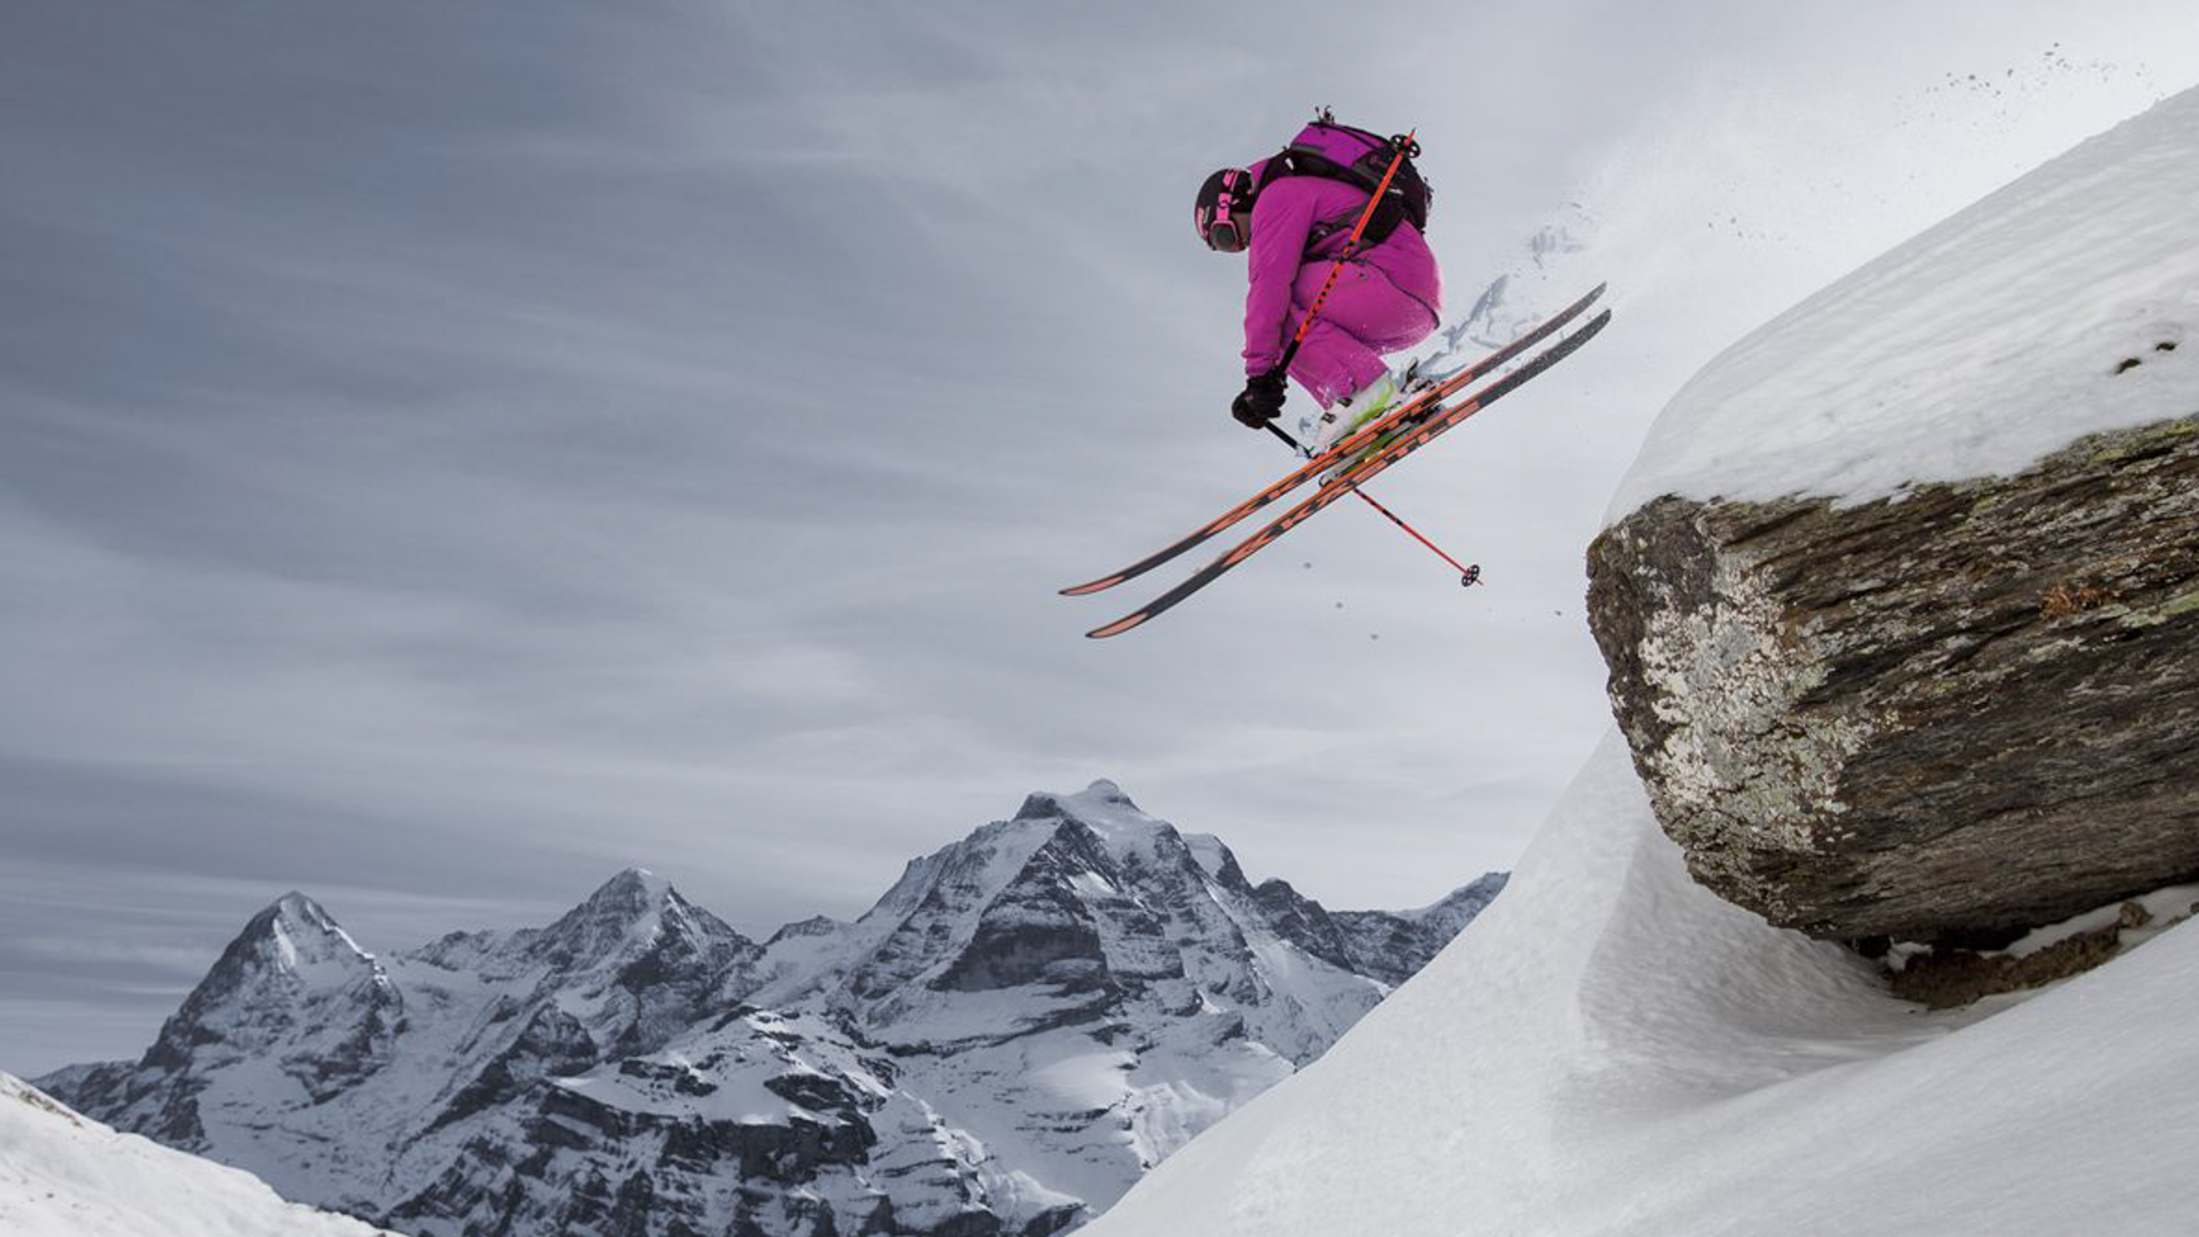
[1060,283,1605,597]
[1085,307,1611,639]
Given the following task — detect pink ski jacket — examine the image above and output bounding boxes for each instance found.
[1239,159,1442,377]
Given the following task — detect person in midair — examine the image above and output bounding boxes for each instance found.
[1195,116,1443,453]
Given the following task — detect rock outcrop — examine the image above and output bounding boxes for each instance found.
[1588,416,2199,942]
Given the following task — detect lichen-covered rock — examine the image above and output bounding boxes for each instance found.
[1588,414,2199,942]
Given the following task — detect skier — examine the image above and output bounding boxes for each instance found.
[1195,116,1443,452]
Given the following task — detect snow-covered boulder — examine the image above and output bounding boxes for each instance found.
[1586,86,2199,943]
[0,1074,394,1237]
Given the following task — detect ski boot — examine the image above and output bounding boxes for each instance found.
[1311,367,1445,482]
[1305,373,1399,457]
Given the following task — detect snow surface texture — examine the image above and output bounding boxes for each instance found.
[1607,86,2199,521]
[0,1074,392,1237]
[1085,733,2199,1237]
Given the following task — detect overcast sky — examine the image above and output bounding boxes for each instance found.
[4,0,2196,1075]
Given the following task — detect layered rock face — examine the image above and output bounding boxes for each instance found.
[42,781,1502,1237]
[1589,417,2199,942]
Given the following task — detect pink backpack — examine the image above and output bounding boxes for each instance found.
[1260,110,1432,248]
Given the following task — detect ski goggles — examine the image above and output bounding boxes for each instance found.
[1202,213,1248,253]
[1198,170,1252,253]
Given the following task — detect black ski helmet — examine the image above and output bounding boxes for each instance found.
[1195,167,1255,253]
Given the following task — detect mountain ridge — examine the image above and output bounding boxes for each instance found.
[40,779,1503,1237]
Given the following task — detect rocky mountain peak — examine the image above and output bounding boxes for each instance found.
[127,892,404,1129]
[186,891,390,1014]
[249,892,383,980]
[1014,778,1142,823]
[522,867,751,976]
[450,870,767,1072]
[271,888,335,930]
[1252,878,1356,973]
[568,866,680,931]
[1011,782,1209,888]
[1077,777,1137,808]
[1407,872,1511,936]
[1013,792,1071,822]
[980,791,1223,931]
[765,914,843,944]
[586,865,670,904]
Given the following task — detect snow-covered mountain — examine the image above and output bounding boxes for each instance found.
[41,781,1502,1236]
[0,1073,394,1237]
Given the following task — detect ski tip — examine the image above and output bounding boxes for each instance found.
[1085,613,1147,639]
[1060,576,1124,597]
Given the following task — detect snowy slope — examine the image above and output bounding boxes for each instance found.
[1608,86,2199,519]
[0,1074,393,1237]
[1086,733,2199,1237]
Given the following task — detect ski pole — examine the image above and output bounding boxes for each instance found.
[1264,422,1481,588]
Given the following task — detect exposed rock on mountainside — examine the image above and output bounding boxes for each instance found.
[1255,873,1508,985]
[1589,417,2199,942]
[1586,87,2199,946]
[1885,883,2199,1008]
[42,781,1502,1237]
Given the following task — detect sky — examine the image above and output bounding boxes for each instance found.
[3,0,2197,1075]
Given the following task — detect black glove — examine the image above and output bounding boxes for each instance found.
[1231,370,1288,429]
